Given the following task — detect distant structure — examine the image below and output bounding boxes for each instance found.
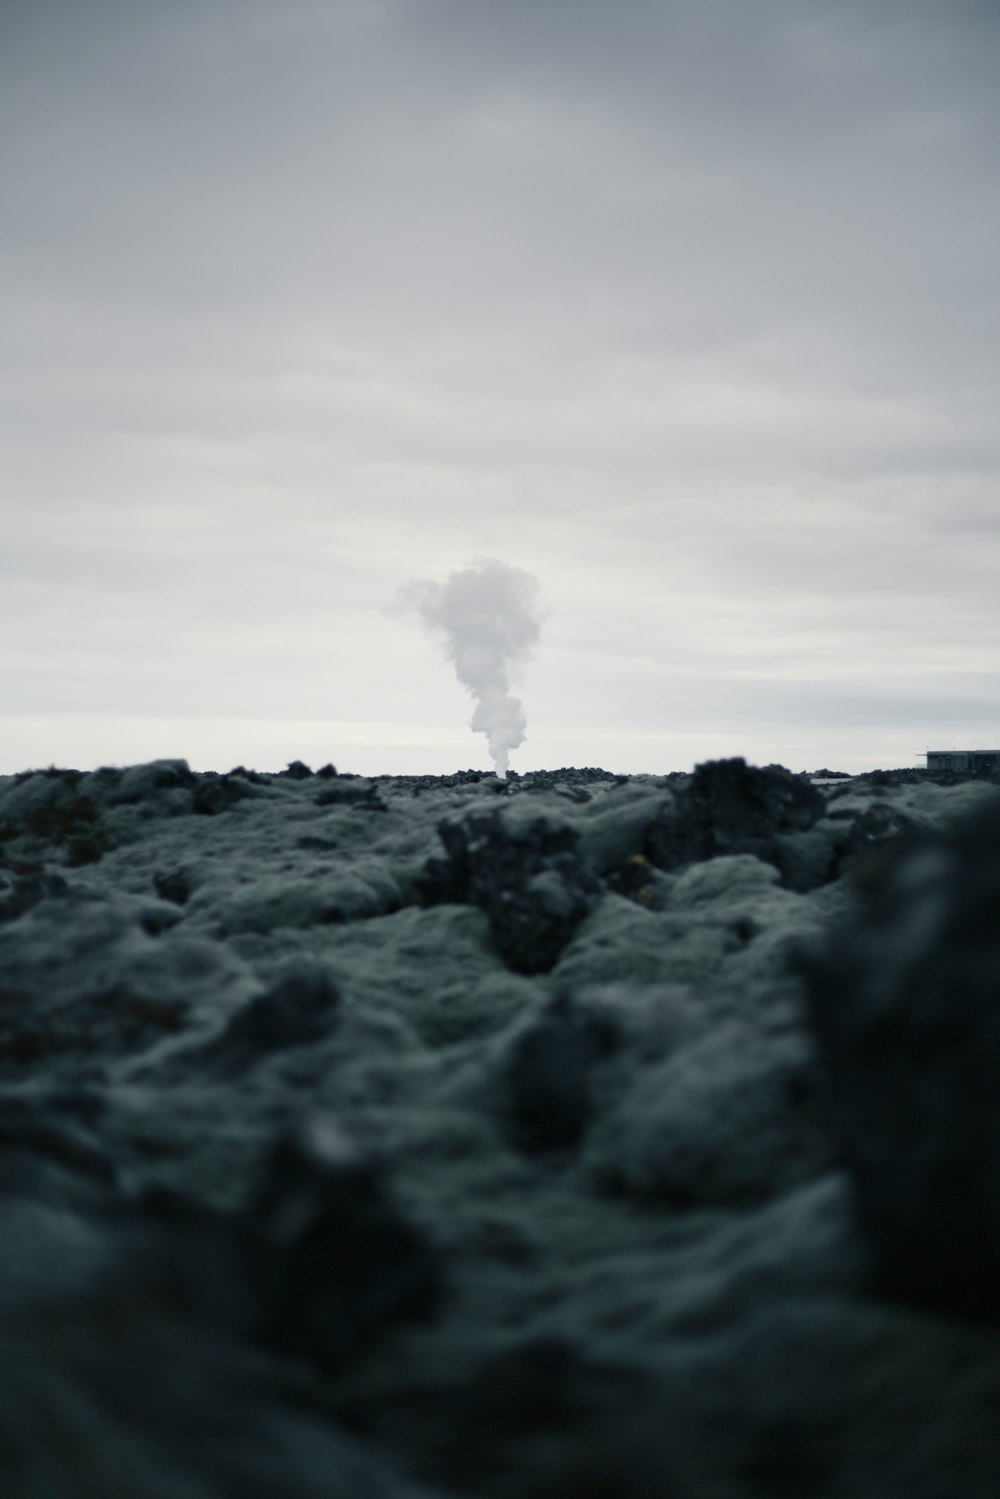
[924,748,1000,771]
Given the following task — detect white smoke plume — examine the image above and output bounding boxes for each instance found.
[398,558,542,777]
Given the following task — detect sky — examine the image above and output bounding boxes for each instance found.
[2,0,998,777]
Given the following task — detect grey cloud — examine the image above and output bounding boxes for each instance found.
[6,0,998,353]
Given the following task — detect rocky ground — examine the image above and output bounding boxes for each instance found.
[1,754,999,1497]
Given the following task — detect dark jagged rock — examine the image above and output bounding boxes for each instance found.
[0,1109,111,1182]
[112,1119,444,1381]
[250,1117,445,1371]
[419,805,601,973]
[604,850,659,901]
[0,770,113,865]
[575,791,674,890]
[0,1189,443,1499]
[344,1335,664,1499]
[112,759,197,803]
[214,960,341,1062]
[513,766,623,785]
[499,996,618,1154]
[192,773,258,816]
[802,793,1000,1321]
[0,893,234,1074]
[121,1183,260,1334]
[0,1096,118,1205]
[315,779,385,809]
[854,766,1000,788]
[153,866,195,906]
[858,767,930,786]
[0,870,69,925]
[279,760,314,779]
[225,765,272,784]
[646,757,826,884]
[836,799,918,874]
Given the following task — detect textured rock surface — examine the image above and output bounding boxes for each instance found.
[803,797,1000,1322]
[0,756,999,1496]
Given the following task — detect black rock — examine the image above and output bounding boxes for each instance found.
[0,772,112,863]
[152,867,194,906]
[315,780,385,809]
[835,800,917,875]
[0,1187,434,1499]
[249,1117,445,1371]
[280,761,314,780]
[112,760,197,803]
[0,894,196,1072]
[604,852,658,902]
[420,806,601,973]
[802,793,1000,1321]
[225,765,271,784]
[859,767,930,786]
[0,1096,117,1200]
[335,1334,666,1499]
[0,871,69,925]
[192,774,256,816]
[646,757,825,878]
[501,997,618,1154]
[217,960,341,1061]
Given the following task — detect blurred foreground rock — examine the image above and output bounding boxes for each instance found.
[804,796,1000,1322]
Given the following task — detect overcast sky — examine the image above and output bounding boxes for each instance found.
[3,0,998,775]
